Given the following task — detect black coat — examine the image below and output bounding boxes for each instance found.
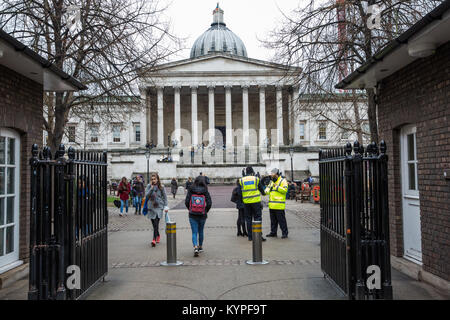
[185,185,212,219]
[231,186,244,209]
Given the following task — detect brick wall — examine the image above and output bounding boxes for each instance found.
[377,41,450,281]
[0,64,43,263]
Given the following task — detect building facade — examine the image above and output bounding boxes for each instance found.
[63,5,368,184]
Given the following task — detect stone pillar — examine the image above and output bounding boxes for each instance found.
[242,85,249,147]
[191,85,198,146]
[140,87,150,145]
[157,86,164,147]
[288,90,293,144]
[276,85,283,146]
[293,87,301,145]
[225,85,233,147]
[174,86,181,144]
[208,85,215,146]
[259,85,266,147]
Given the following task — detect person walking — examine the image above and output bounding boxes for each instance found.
[185,177,193,192]
[265,168,289,239]
[170,178,178,199]
[239,166,266,242]
[231,179,247,237]
[134,175,145,215]
[145,173,168,247]
[185,176,212,257]
[117,177,131,217]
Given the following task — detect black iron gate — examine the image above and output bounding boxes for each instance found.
[28,144,108,300]
[319,141,393,300]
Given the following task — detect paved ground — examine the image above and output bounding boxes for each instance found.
[0,185,446,300]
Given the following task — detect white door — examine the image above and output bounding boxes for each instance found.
[0,128,21,273]
[400,125,422,264]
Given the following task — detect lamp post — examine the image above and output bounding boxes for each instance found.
[289,140,294,182]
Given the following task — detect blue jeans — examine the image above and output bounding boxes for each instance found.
[189,217,206,247]
[120,199,128,213]
[135,196,142,213]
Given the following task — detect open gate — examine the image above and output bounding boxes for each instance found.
[28,144,108,300]
[319,141,393,300]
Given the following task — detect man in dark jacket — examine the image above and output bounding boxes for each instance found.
[185,176,212,257]
[231,180,247,237]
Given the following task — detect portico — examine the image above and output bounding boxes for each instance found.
[139,54,300,150]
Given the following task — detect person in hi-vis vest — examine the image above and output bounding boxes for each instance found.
[239,166,267,241]
[265,168,289,238]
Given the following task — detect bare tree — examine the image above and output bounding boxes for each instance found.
[0,0,182,151]
[264,0,443,143]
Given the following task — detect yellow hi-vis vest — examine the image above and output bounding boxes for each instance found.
[239,176,261,204]
[265,176,288,210]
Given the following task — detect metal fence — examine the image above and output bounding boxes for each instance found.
[28,144,108,300]
[319,141,393,300]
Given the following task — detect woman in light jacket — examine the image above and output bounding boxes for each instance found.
[145,173,168,247]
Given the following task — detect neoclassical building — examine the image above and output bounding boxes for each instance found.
[62,5,368,183]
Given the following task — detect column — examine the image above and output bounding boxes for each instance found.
[288,89,293,144]
[293,87,301,145]
[191,85,198,146]
[139,87,150,145]
[225,86,233,147]
[157,86,164,147]
[208,85,215,145]
[259,85,266,147]
[174,86,181,144]
[242,85,249,146]
[276,85,283,146]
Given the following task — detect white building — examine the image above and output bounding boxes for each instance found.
[62,5,368,184]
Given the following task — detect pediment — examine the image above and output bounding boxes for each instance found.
[146,54,295,75]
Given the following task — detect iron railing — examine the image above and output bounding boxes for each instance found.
[319,141,393,300]
[28,144,108,300]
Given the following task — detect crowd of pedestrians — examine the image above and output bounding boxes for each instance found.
[113,167,305,257]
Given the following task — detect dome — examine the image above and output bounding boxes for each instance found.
[190,4,248,59]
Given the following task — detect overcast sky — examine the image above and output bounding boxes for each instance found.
[162,0,304,62]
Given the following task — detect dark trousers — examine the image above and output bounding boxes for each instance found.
[237,208,247,235]
[151,217,160,240]
[269,209,288,236]
[244,202,262,240]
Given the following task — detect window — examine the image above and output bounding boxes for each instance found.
[340,121,351,140]
[362,122,370,135]
[90,125,99,143]
[0,128,20,269]
[112,125,121,143]
[134,124,141,142]
[299,122,305,140]
[318,121,327,140]
[68,126,76,143]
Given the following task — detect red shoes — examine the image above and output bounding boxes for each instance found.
[151,239,156,247]
[156,235,161,244]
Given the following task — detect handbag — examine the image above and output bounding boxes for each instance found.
[142,198,149,216]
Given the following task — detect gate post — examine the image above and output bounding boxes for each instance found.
[28,144,39,300]
[343,142,353,299]
[352,141,365,300]
[55,145,67,300]
[379,141,393,299]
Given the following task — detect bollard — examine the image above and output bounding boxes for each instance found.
[160,222,183,266]
[246,221,269,265]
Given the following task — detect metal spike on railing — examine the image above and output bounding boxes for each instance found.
[68,147,75,160]
[380,140,387,154]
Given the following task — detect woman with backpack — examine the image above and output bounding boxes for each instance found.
[117,177,131,217]
[145,173,168,247]
[185,176,212,257]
